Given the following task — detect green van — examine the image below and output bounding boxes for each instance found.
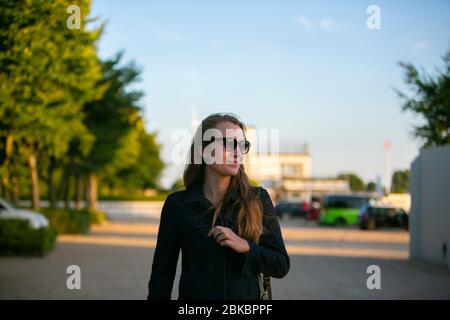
[319,195,373,226]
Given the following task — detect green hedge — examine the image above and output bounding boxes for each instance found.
[0,219,57,256]
[39,207,107,234]
[86,208,107,225]
[40,208,90,234]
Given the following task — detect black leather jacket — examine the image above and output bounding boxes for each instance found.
[147,182,290,300]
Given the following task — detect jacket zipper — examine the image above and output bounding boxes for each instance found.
[222,213,228,300]
[222,210,233,299]
[224,248,227,299]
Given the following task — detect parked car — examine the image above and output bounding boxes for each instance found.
[319,194,374,226]
[0,198,49,229]
[275,200,310,220]
[306,197,321,221]
[358,205,409,230]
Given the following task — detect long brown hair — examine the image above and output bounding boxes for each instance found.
[183,113,263,244]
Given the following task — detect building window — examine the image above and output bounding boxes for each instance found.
[282,164,303,178]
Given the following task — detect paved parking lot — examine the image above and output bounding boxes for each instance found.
[1,217,449,299]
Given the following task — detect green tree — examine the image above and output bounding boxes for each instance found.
[0,0,103,209]
[79,53,153,208]
[100,118,164,195]
[391,169,410,193]
[366,181,376,192]
[337,173,365,192]
[397,47,450,147]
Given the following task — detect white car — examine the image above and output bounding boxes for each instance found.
[0,198,49,229]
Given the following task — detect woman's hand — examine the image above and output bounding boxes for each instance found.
[208,226,250,254]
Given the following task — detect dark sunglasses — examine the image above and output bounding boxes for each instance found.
[206,136,251,154]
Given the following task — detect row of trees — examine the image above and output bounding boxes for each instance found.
[337,170,410,193]
[0,0,164,209]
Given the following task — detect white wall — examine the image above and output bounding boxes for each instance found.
[410,145,450,269]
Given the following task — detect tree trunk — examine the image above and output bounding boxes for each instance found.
[86,173,98,210]
[28,153,40,210]
[58,169,69,209]
[10,176,19,205]
[47,162,56,208]
[64,174,71,209]
[75,173,83,209]
[1,134,14,201]
[1,176,9,200]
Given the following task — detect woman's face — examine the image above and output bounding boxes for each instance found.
[205,121,246,177]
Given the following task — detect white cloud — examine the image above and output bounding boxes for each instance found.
[296,16,335,31]
[319,18,334,30]
[296,16,312,30]
[410,41,430,52]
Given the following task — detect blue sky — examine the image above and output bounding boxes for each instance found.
[90,0,450,188]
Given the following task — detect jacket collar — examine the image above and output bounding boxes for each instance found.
[184,180,239,205]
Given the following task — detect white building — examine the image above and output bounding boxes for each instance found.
[410,145,450,269]
[244,127,350,202]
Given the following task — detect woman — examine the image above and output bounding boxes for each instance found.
[147,113,290,300]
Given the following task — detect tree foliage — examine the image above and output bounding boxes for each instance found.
[397,48,450,147]
[0,1,164,208]
[391,169,410,193]
[337,173,365,192]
